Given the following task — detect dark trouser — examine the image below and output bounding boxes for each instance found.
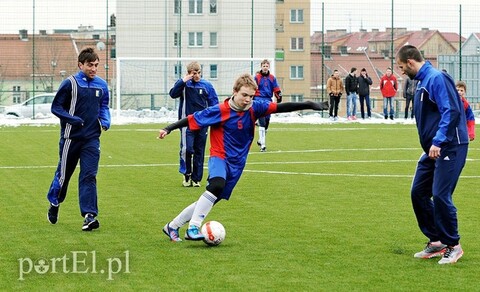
[329,95,341,117]
[258,115,271,130]
[47,137,100,217]
[410,144,467,246]
[404,95,414,119]
[359,94,371,119]
[179,127,208,182]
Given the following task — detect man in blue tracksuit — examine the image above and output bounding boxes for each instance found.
[396,45,468,264]
[46,47,111,231]
[169,61,218,187]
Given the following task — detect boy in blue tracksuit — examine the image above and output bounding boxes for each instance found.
[396,45,468,264]
[169,61,218,187]
[46,47,111,231]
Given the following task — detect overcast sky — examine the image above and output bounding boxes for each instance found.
[1,1,478,37]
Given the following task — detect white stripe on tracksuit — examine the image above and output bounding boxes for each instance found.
[59,76,78,186]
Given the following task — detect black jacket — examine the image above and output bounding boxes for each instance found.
[358,75,373,96]
[345,74,359,94]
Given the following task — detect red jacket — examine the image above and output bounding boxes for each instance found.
[380,74,398,98]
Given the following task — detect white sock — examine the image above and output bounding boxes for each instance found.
[170,202,196,229]
[259,127,266,147]
[189,191,217,228]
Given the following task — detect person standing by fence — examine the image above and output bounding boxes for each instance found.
[327,69,344,121]
[357,68,373,119]
[380,67,398,120]
[403,76,416,119]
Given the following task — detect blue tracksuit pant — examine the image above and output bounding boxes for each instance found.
[179,127,207,182]
[47,137,100,217]
[410,144,467,246]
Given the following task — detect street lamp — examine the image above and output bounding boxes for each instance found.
[50,60,57,92]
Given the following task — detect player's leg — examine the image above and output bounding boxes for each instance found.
[186,157,228,240]
[258,117,266,151]
[47,138,81,224]
[435,144,467,264]
[411,153,447,258]
[191,128,208,186]
[180,127,194,187]
[433,145,467,237]
[79,138,101,231]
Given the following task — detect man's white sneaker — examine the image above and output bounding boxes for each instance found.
[414,241,447,259]
[438,244,463,264]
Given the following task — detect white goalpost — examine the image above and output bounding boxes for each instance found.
[114,57,274,118]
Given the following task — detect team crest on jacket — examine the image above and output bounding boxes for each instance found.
[96,90,100,97]
[199,89,203,95]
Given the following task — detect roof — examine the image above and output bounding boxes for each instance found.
[0,33,114,82]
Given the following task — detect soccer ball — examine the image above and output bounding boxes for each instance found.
[201,221,226,246]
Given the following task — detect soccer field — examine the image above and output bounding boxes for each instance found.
[1,123,479,291]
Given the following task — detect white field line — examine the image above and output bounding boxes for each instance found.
[2,159,480,178]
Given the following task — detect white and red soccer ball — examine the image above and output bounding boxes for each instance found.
[201,221,226,246]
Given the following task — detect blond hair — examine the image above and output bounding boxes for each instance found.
[233,73,258,92]
[186,61,201,73]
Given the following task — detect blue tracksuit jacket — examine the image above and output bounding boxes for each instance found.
[51,71,111,140]
[413,61,469,153]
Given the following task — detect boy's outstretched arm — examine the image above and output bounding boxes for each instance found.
[158,118,188,139]
[276,100,329,113]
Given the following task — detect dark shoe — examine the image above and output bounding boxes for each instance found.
[260,147,266,152]
[390,116,394,120]
[47,203,59,224]
[82,213,100,231]
[384,116,388,119]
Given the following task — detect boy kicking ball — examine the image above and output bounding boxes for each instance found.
[158,73,328,242]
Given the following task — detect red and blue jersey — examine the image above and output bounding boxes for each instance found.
[254,72,281,100]
[188,98,277,166]
[461,96,476,140]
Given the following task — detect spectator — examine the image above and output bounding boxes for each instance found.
[357,68,373,119]
[326,69,344,121]
[380,67,398,120]
[403,76,416,119]
[345,67,359,120]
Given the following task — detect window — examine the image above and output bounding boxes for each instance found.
[188,32,203,47]
[290,9,303,23]
[174,0,181,14]
[291,94,304,102]
[174,64,182,77]
[210,64,218,79]
[290,37,304,51]
[290,66,304,79]
[174,32,180,47]
[210,0,217,13]
[189,0,203,14]
[210,32,217,47]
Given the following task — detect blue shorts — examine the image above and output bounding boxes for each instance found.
[207,156,245,200]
